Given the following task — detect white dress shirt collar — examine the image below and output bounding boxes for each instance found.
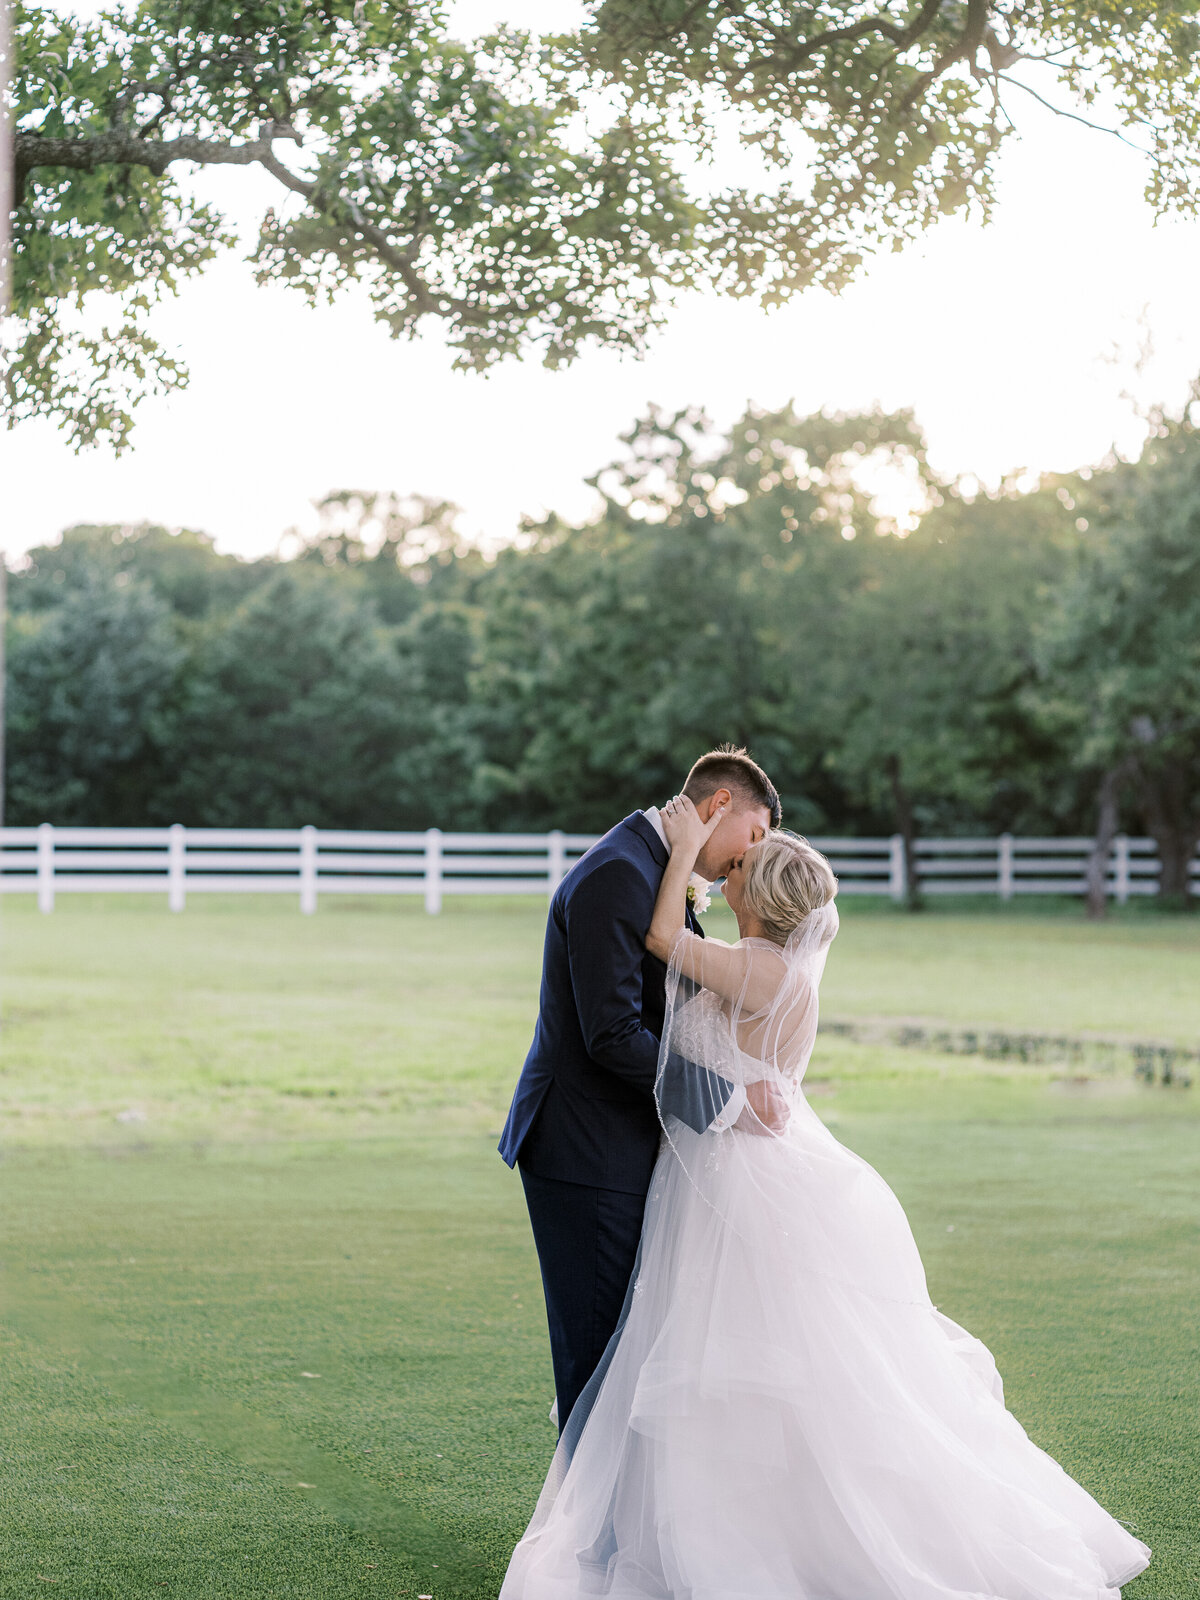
[642,805,671,855]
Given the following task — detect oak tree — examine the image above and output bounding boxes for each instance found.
[9,0,1200,449]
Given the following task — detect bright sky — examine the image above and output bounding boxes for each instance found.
[4,1,1200,562]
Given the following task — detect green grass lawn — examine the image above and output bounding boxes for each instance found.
[1,895,1197,1598]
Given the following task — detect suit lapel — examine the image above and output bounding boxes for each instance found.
[625,810,708,940]
[625,810,668,871]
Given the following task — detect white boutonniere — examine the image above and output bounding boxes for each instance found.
[686,873,712,916]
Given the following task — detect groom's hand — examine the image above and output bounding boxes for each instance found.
[736,1078,790,1136]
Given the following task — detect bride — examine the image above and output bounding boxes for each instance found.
[500,797,1151,1600]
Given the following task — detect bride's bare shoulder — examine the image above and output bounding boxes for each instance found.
[738,937,789,969]
[738,940,791,1004]
[673,933,792,1008]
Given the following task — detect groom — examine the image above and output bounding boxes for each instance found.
[499,747,782,1432]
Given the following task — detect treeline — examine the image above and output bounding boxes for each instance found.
[6,397,1200,904]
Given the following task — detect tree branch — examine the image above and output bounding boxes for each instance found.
[997,73,1154,157]
[898,0,991,115]
[15,128,489,326]
[254,149,486,323]
[623,0,714,50]
[746,0,945,76]
[14,129,279,184]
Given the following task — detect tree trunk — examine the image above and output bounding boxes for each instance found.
[1155,831,1198,907]
[885,753,922,910]
[1,0,10,831]
[0,559,5,830]
[1085,761,1133,920]
[1138,760,1199,910]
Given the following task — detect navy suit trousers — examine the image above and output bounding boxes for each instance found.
[520,1167,647,1434]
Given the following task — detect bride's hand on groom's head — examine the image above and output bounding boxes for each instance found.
[661,793,726,857]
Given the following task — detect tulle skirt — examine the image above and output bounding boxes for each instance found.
[501,1094,1150,1600]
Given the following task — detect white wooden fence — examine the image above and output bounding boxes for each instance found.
[0,826,1195,912]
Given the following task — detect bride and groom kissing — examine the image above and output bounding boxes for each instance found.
[498,747,1149,1600]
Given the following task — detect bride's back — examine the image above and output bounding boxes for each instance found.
[729,938,821,1084]
[662,901,839,1119]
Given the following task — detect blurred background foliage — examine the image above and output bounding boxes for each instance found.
[5,390,1200,901]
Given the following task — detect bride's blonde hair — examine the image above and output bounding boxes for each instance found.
[743,832,837,945]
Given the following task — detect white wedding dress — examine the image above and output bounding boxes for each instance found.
[501,906,1150,1600]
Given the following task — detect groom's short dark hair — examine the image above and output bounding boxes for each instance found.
[682,746,782,828]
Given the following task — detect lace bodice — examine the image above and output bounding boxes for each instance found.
[669,986,789,1088]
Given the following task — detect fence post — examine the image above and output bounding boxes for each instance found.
[547,830,566,898]
[424,827,443,915]
[37,822,54,913]
[299,825,318,915]
[997,833,1014,901]
[1113,833,1130,905]
[168,823,186,912]
[888,834,906,903]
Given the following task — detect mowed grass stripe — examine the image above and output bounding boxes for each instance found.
[0,1136,557,1597]
[0,1326,466,1599]
[0,899,1196,1596]
[1,1267,488,1596]
[2,894,1198,1146]
[0,1325,430,1600]
[3,1121,1197,1596]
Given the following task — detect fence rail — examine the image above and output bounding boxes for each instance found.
[1,826,1196,912]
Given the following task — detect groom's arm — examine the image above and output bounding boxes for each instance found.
[657,1046,742,1133]
[565,858,666,1095]
[565,860,737,1129]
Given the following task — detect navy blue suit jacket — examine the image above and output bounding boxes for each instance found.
[499,812,733,1196]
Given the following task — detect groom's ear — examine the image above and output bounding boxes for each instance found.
[700,787,733,821]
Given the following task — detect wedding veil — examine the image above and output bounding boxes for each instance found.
[655,896,840,1169]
